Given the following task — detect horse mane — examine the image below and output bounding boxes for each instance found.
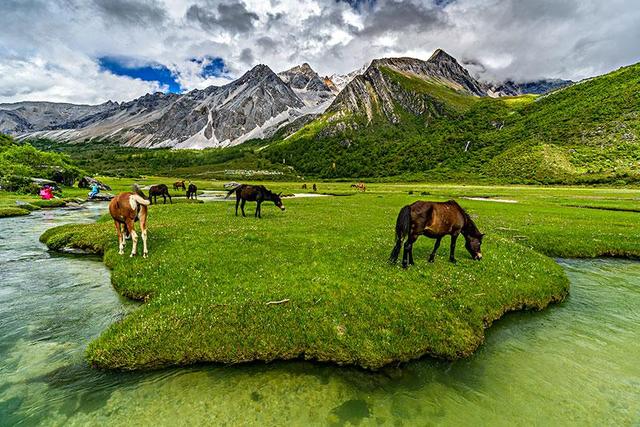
[447,200,481,236]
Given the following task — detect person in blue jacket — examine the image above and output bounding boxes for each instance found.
[88,183,100,199]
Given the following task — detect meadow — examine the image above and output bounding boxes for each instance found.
[29,179,640,370]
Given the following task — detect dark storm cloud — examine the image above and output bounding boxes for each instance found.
[239,48,254,65]
[356,0,448,37]
[186,1,259,33]
[256,36,279,51]
[93,0,167,25]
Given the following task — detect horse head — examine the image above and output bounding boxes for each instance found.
[272,192,285,211]
[464,232,484,260]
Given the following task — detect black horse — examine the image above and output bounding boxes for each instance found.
[226,184,285,218]
[148,184,172,204]
[186,183,198,200]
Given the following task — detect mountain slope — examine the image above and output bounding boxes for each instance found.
[487,79,573,97]
[266,57,640,184]
[0,101,118,134]
[8,65,308,148]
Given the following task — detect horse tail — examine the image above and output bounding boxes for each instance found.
[225,184,242,199]
[389,205,411,263]
[131,184,151,206]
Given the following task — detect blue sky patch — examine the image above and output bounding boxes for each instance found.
[191,56,227,79]
[98,56,182,93]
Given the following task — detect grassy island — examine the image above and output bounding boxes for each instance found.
[40,182,640,370]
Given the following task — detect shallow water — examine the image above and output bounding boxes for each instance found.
[0,207,639,426]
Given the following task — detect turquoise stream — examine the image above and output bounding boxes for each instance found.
[0,206,638,426]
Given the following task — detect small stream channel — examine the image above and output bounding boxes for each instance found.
[0,205,638,425]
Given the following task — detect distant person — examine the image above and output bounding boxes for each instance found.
[39,185,53,200]
[313,183,317,192]
[88,183,100,199]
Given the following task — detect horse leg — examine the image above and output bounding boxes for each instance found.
[429,237,442,262]
[449,234,459,263]
[235,197,240,216]
[162,194,166,204]
[140,208,148,258]
[402,234,416,268]
[255,200,262,218]
[126,219,138,257]
[168,192,172,204]
[114,221,125,255]
[409,236,416,265]
[241,199,247,217]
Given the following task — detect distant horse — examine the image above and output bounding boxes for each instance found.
[109,185,150,258]
[312,184,317,192]
[389,200,484,268]
[351,182,366,192]
[173,180,186,191]
[148,184,172,204]
[226,184,285,218]
[186,183,198,200]
[301,183,307,189]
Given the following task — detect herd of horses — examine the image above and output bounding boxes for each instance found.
[109,182,484,265]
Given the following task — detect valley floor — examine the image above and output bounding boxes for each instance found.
[18,179,640,369]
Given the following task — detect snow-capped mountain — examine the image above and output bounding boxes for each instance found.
[1,50,573,149]
[277,63,335,111]
[328,62,370,92]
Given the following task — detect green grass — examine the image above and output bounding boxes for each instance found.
[39,181,640,371]
[0,207,30,218]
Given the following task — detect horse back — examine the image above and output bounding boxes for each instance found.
[411,200,465,236]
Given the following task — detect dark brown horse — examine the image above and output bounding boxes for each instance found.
[109,185,150,258]
[389,200,484,268]
[148,184,172,204]
[173,180,186,191]
[226,184,285,218]
[186,183,197,200]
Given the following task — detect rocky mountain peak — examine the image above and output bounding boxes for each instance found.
[428,48,457,64]
[278,62,335,109]
[238,64,276,83]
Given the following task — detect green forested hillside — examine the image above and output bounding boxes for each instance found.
[265,63,640,184]
[0,134,83,192]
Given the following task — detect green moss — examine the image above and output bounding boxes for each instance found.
[0,207,30,218]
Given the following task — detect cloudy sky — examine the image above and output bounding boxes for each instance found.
[1,0,638,104]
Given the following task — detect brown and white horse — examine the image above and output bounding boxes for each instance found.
[109,185,151,258]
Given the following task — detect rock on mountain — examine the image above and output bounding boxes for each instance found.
[13,64,307,149]
[486,79,573,97]
[0,101,118,134]
[326,49,487,125]
[277,63,336,111]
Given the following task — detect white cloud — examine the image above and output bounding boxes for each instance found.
[1,0,639,104]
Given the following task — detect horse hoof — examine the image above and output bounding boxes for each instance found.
[428,258,435,263]
[130,253,136,258]
[449,258,457,264]
[143,253,148,258]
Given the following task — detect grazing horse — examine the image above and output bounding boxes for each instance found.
[312,183,317,192]
[351,182,366,192]
[186,183,198,200]
[148,184,172,204]
[109,185,151,258]
[173,180,186,191]
[226,184,285,218]
[389,200,484,268]
[301,183,307,189]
